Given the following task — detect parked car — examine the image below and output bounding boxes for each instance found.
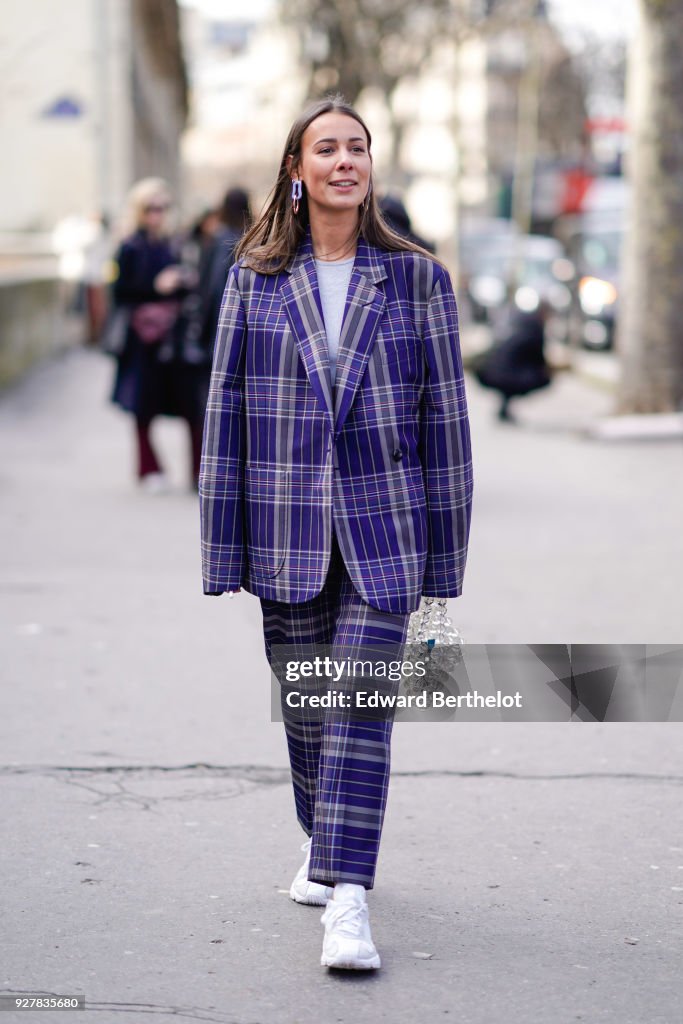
[564,219,622,350]
[459,217,519,279]
[463,232,573,326]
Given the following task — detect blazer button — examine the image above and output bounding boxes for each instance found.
[392,448,403,461]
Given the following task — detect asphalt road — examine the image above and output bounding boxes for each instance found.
[1,346,682,1023]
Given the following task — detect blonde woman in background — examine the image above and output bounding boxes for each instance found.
[109,178,203,492]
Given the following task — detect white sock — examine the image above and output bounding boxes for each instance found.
[334,882,366,903]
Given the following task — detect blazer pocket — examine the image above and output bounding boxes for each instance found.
[245,467,290,577]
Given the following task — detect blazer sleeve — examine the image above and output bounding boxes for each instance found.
[198,265,247,594]
[418,268,474,598]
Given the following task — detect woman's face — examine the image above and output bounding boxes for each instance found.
[141,195,170,232]
[294,112,372,218]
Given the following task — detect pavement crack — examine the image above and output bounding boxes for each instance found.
[0,764,292,810]
[393,768,683,783]
[2,763,681,786]
[80,1004,250,1022]
[2,763,290,781]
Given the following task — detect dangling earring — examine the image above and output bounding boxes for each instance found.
[291,178,303,215]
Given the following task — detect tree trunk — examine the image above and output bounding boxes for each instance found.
[616,0,683,413]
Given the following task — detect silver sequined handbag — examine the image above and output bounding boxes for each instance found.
[402,596,464,696]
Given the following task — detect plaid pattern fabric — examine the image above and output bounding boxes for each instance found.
[261,530,410,889]
[199,227,473,613]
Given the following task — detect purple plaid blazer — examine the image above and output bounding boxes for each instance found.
[199,228,473,613]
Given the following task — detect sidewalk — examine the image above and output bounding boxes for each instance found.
[1,347,681,1023]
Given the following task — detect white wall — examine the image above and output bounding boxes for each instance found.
[1,0,132,232]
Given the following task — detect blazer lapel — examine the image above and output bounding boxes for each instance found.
[281,233,334,428]
[280,230,388,435]
[333,238,388,434]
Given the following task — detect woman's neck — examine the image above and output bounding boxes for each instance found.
[309,211,359,262]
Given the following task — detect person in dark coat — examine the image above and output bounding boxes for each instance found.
[473,301,553,421]
[378,193,436,254]
[197,187,253,355]
[110,178,203,491]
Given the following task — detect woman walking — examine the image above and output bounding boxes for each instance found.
[199,96,473,970]
[110,178,202,491]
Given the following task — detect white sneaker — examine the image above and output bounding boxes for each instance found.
[139,472,170,495]
[320,885,381,970]
[289,839,334,906]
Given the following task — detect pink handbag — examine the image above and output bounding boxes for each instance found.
[131,301,180,344]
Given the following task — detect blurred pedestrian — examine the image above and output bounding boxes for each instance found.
[473,301,553,422]
[378,193,436,253]
[162,190,253,434]
[188,206,221,260]
[82,213,112,346]
[198,187,253,354]
[109,178,204,492]
[199,95,473,971]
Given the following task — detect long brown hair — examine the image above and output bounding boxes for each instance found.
[236,95,440,274]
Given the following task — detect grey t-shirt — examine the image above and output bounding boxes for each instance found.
[315,257,355,386]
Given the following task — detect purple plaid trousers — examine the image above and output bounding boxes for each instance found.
[260,527,410,889]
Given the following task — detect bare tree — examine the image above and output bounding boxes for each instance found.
[538,47,588,159]
[617,0,683,413]
[279,0,458,182]
[572,33,627,118]
[280,0,452,107]
[278,0,586,189]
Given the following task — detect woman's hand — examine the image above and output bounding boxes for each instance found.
[154,265,196,294]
